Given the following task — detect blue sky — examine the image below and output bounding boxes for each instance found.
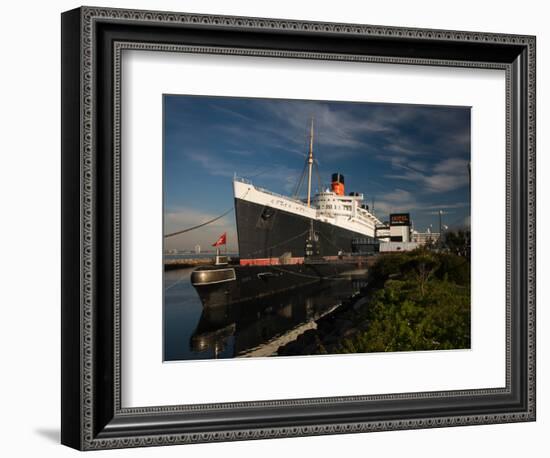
[164,95,470,252]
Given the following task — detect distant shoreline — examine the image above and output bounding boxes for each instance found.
[164,256,239,270]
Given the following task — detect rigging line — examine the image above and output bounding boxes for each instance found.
[164,275,187,291]
[164,188,251,238]
[245,166,276,179]
[241,166,263,179]
[314,159,323,193]
[292,160,308,198]
[245,229,310,257]
[164,207,234,238]
[293,164,304,197]
[294,119,314,199]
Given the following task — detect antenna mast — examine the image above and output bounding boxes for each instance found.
[307,118,314,207]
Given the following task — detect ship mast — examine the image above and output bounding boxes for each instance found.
[307,118,314,207]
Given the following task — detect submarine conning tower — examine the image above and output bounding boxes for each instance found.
[331,173,345,196]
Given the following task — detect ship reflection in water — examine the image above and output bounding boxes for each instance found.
[163,267,367,361]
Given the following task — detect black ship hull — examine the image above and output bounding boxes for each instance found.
[235,198,377,261]
[190,261,364,308]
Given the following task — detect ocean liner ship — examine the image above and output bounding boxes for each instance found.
[191,119,381,308]
[234,120,382,265]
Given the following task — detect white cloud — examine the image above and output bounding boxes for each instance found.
[262,101,394,152]
[372,187,468,220]
[423,173,468,193]
[372,188,417,216]
[384,156,469,193]
[433,158,469,174]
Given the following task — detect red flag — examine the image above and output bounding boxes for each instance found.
[212,232,227,247]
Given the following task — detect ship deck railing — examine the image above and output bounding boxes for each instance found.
[234,176,311,206]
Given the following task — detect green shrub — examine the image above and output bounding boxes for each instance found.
[336,250,470,354]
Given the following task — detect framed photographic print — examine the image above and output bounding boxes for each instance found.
[61,6,536,450]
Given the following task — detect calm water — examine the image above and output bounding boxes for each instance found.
[163,267,367,361]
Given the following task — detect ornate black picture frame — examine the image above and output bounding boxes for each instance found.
[61,6,536,450]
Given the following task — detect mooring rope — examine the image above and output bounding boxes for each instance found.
[164,188,251,238]
[164,275,188,291]
[164,207,234,238]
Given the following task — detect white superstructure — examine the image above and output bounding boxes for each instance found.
[233,177,382,238]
